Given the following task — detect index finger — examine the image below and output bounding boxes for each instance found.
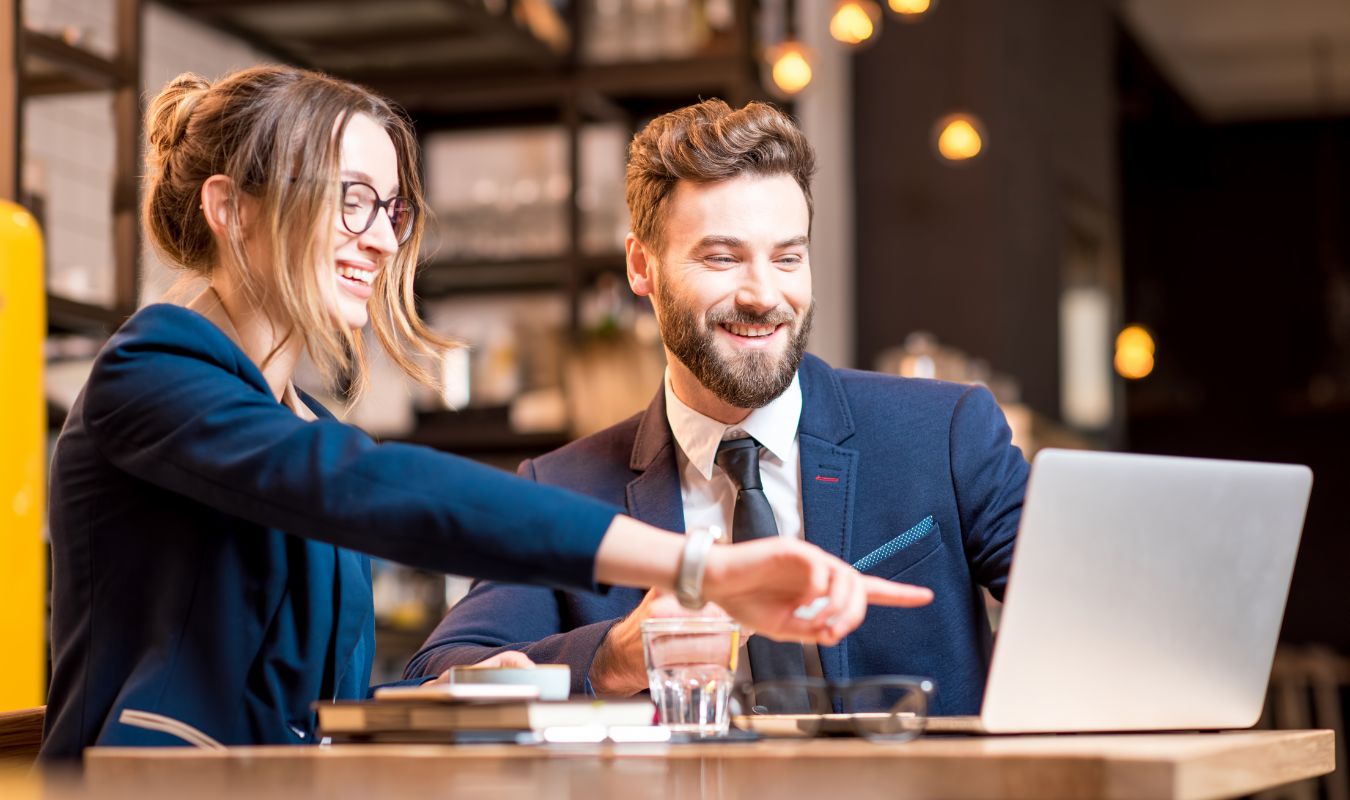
[862,576,934,607]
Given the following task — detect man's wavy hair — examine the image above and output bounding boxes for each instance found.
[625,99,816,255]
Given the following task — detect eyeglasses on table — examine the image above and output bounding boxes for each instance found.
[730,675,935,742]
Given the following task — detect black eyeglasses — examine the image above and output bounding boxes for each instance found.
[731,676,934,742]
[340,181,416,245]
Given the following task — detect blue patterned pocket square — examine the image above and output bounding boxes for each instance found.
[851,516,937,572]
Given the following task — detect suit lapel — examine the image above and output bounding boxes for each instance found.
[796,355,858,683]
[625,388,686,534]
[800,437,857,562]
[797,354,858,560]
[331,547,374,692]
[293,387,374,694]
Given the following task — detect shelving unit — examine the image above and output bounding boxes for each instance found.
[15,0,143,338]
[418,252,625,297]
[150,0,780,481]
[3,0,781,449]
[159,0,774,324]
[1,5,13,202]
[8,0,780,447]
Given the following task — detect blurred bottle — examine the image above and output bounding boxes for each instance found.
[586,0,626,62]
[579,272,631,336]
[473,321,522,407]
[630,0,661,57]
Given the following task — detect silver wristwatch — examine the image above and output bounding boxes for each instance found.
[675,525,719,610]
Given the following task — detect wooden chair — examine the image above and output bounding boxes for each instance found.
[1257,646,1349,800]
[0,706,45,768]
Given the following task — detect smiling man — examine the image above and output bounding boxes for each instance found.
[404,100,1029,715]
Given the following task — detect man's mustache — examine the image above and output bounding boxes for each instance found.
[705,308,796,328]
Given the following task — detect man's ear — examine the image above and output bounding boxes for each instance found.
[199,175,237,237]
[626,233,656,298]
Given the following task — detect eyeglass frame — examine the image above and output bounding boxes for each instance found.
[339,180,416,245]
[731,675,935,743]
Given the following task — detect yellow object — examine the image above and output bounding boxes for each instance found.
[829,0,880,46]
[769,42,814,95]
[889,0,933,18]
[0,200,46,710]
[935,114,984,161]
[1115,324,1156,380]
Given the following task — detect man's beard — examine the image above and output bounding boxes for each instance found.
[653,281,813,410]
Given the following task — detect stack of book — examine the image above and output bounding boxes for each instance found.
[316,684,659,744]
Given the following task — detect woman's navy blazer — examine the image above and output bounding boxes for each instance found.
[41,304,619,759]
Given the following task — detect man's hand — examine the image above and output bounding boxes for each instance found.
[589,589,729,697]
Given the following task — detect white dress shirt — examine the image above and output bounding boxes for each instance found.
[663,369,824,678]
[664,370,804,543]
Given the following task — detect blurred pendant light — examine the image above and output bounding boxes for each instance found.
[767,40,815,95]
[932,112,986,162]
[829,0,882,47]
[1114,325,1156,380]
[764,0,814,96]
[888,0,936,22]
[928,1,985,165]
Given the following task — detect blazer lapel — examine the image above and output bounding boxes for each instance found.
[331,547,374,693]
[294,387,373,695]
[625,388,686,534]
[796,355,859,683]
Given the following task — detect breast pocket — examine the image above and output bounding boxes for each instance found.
[851,516,944,580]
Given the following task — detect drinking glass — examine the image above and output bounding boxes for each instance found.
[640,618,740,736]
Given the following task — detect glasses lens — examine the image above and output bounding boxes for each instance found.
[388,197,415,244]
[342,183,378,236]
[730,681,829,738]
[842,680,930,742]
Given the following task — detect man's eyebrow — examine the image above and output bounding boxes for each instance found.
[776,235,809,248]
[691,235,747,251]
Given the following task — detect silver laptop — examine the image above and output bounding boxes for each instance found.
[933,449,1312,735]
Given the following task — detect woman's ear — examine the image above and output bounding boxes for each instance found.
[199,175,236,237]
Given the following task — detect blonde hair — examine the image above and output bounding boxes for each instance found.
[143,65,453,398]
[625,99,816,255]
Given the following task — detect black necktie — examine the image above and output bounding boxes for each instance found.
[715,436,809,683]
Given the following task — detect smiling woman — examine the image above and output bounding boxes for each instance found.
[140,68,443,401]
[40,65,929,761]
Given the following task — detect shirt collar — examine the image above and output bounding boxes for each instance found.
[663,368,802,481]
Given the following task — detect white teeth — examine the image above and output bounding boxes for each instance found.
[725,323,777,337]
[337,265,375,285]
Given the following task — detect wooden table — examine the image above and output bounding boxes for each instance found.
[61,730,1335,800]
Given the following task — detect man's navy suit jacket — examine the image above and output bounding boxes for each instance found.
[406,354,1028,715]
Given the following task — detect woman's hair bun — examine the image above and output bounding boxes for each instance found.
[145,73,211,159]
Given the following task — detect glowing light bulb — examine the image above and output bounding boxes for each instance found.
[1116,325,1155,355]
[1114,325,1156,380]
[830,0,881,46]
[933,113,985,162]
[767,41,814,95]
[889,0,934,20]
